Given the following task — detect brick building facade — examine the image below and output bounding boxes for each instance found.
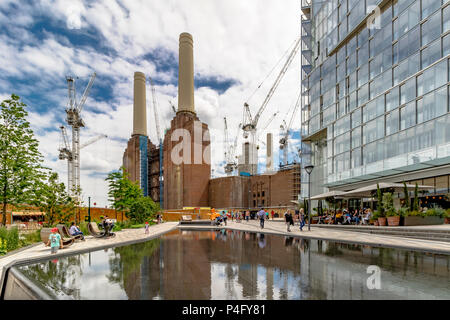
[209,164,301,210]
[163,112,211,209]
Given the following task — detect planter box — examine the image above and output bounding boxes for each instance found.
[373,220,379,226]
[445,217,450,224]
[403,216,444,226]
[387,216,400,226]
[378,217,387,226]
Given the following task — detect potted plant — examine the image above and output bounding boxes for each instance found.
[404,208,445,226]
[372,210,380,226]
[376,184,387,226]
[384,193,400,226]
[445,209,450,224]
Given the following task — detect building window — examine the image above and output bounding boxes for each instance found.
[421,10,441,46]
[386,109,400,136]
[421,39,441,69]
[417,86,447,124]
[386,86,400,112]
[400,101,416,130]
[400,77,416,105]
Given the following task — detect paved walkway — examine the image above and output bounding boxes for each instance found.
[179,220,450,255]
[0,222,178,290]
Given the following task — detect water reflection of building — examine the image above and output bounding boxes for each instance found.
[115,230,449,300]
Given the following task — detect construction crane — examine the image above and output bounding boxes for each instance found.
[149,76,164,208]
[62,72,96,198]
[223,118,241,175]
[169,100,177,114]
[58,125,106,193]
[279,89,301,166]
[256,111,279,149]
[241,36,301,174]
[149,77,162,143]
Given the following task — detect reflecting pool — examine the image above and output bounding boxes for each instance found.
[11,229,450,299]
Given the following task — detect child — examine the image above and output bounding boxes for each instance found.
[145,221,150,235]
[46,227,63,254]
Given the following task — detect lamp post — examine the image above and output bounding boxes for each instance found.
[88,196,91,223]
[305,165,314,231]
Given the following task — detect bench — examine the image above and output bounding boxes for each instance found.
[56,224,83,241]
[87,222,115,238]
[181,215,192,221]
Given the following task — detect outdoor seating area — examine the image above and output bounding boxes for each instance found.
[308,183,449,227]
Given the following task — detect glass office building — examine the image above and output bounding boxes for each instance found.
[300,0,450,206]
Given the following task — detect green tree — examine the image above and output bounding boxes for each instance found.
[402,181,410,210]
[106,167,142,214]
[412,183,419,211]
[382,193,396,217]
[128,196,159,224]
[376,183,385,217]
[0,94,46,226]
[33,172,74,225]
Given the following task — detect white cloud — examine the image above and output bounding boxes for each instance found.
[1,0,301,206]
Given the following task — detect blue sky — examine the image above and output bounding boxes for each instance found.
[0,0,300,207]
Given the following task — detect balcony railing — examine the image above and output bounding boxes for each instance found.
[327,142,450,185]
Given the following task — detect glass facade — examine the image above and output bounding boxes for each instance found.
[300,0,450,198]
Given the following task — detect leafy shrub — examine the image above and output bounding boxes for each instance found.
[0,238,7,255]
[446,209,450,218]
[0,227,19,253]
[372,211,380,220]
[383,193,397,217]
[19,229,41,247]
[6,227,19,251]
[407,210,422,217]
[397,207,409,217]
[425,208,445,218]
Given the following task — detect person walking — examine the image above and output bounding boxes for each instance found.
[257,208,266,229]
[145,221,150,234]
[299,209,306,231]
[46,227,63,254]
[245,210,250,222]
[271,210,275,220]
[222,211,228,226]
[285,210,294,232]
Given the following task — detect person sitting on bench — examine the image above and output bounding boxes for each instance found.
[69,222,85,240]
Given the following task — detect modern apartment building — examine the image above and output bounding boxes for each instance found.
[300,0,450,208]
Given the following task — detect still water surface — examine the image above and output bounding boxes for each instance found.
[15,229,450,299]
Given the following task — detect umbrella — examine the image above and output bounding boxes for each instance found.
[310,190,346,200]
[340,183,434,197]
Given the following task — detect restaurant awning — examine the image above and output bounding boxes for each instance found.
[310,190,346,200]
[339,183,434,198]
[12,211,45,216]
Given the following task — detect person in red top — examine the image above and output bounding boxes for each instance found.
[271,210,275,220]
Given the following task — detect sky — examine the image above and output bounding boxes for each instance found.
[0,0,301,208]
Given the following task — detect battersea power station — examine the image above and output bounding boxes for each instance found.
[123,32,300,211]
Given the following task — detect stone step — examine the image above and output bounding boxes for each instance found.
[313,225,450,242]
[179,220,213,225]
[314,224,450,234]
